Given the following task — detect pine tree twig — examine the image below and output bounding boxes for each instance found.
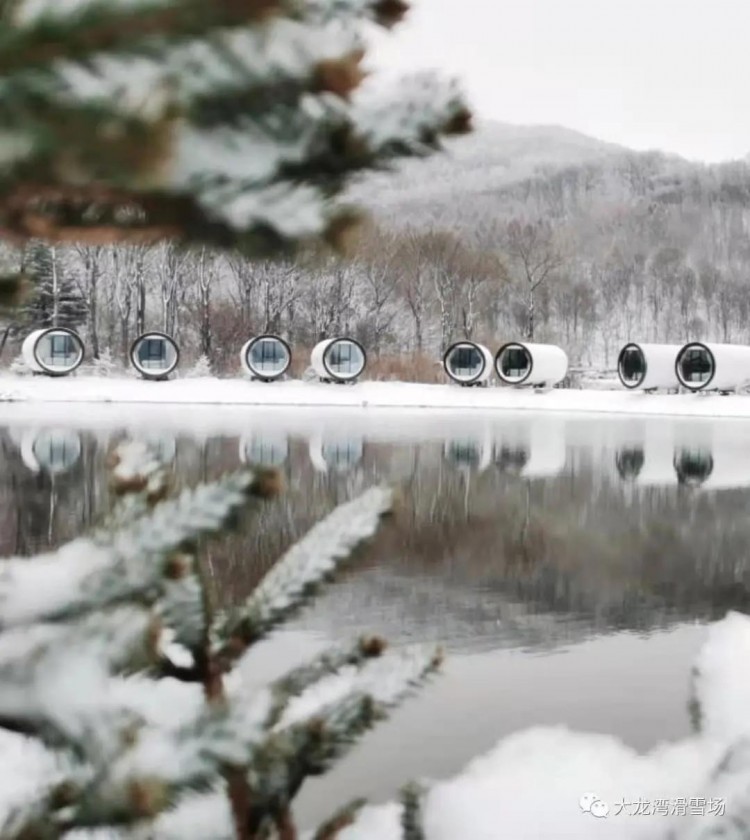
[400,782,425,840]
[265,635,387,728]
[313,797,367,839]
[213,486,394,665]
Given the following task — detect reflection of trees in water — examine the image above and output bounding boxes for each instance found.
[3,427,750,652]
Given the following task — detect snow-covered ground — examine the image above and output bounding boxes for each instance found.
[4,375,750,420]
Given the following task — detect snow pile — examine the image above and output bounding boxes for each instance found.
[9,374,750,419]
[332,612,750,839]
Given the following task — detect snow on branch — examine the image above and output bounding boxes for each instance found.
[213,485,394,660]
[0,607,156,749]
[0,471,262,628]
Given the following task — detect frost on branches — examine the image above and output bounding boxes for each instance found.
[0,440,441,839]
[0,0,471,269]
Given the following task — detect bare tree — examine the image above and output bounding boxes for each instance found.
[504,219,564,341]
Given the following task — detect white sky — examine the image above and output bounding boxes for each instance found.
[369,0,750,162]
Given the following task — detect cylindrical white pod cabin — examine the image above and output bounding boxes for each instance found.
[311,338,366,383]
[675,343,750,393]
[21,328,84,376]
[617,343,682,391]
[443,342,494,386]
[21,428,82,475]
[495,342,568,388]
[130,332,179,379]
[240,335,291,381]
[309,433,363,473]
[239,432,289,468]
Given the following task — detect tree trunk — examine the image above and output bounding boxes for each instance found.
[526,284,535,340]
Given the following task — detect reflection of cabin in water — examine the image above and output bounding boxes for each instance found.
[309,434,364,473]
[22,328,84,376]
[241,335,291,381]
[493,420,567,478]
[239,433,289,468]
[443,436,493,473]
[20,429,82,476]
[130,332,179,379]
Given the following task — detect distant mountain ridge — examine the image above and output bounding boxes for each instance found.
[350,120,750,228]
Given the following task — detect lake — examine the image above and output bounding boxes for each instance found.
[1,405,749,827]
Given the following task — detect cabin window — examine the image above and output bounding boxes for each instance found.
[139,338,167,369]
[326,341,364,374]
[501,346,531,380]
[250,339,288,372]
[448,345,482,378]
[619,347,644,385]
[48,334,76,365]
[679,348,712,383]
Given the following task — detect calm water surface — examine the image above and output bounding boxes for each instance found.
[2,406,750,826]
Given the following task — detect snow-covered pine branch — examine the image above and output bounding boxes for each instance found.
[213,485,394,660]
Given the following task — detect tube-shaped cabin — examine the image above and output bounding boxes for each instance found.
[130,332,180,380]
[675,343,750,393]
[21,328,84,376]
[617,343,682,391]
[311,338,366,383]
[495,342,568,388]
[443,342,494,387]
[241,335,291,381]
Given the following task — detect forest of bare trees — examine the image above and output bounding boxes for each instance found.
[3,123,750,377]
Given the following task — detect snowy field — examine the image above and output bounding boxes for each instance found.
[5,374,750,420]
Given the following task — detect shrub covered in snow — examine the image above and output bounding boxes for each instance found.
[0,441,441,838]
[8,353,31,377]
[185,355,213,379]
[88,348,119,378]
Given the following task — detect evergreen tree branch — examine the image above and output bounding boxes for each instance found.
[0,470,272,628]
[213,486,394,664]
[313,798,368,840]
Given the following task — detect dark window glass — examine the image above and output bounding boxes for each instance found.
[139,338,167,368]
[501,347,531,379]
[449,346,482,377]
[619,348,644,384]
[679,348,712,383]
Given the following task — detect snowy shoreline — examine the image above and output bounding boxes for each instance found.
[4,375,750,421]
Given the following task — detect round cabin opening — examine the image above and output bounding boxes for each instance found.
[244,336,291,380]
[496,343,533,384]
[444,343,485,384]
[32,430,82,475]
[674,449,714,487]
[323,339,366,381]
[321,439,363,472]
[25,328,85,375]
[130,333,179,379]
[615,448,645,480]
[495,445,529,475]
[676,344,714,389]
[618,345,646,388]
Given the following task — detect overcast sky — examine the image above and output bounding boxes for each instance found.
[369,0,750,162]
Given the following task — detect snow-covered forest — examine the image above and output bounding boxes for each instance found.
[3,121,750,377]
